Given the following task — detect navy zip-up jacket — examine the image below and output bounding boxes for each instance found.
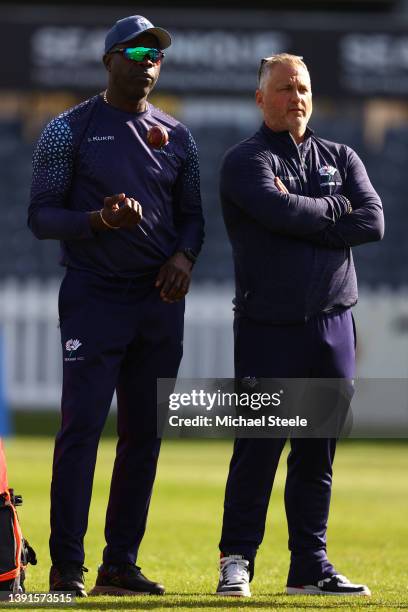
[29,95,204,281]
[221,123,384,323]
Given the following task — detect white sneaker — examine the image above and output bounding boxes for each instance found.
[287,573,371,596]
[215,555,251,597]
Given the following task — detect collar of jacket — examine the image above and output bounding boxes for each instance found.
[259,122,314,154]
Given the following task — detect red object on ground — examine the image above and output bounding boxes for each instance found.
[0,438,8,494]
[146,124,169,149]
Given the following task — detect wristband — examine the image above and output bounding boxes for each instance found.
[99,209,119,229]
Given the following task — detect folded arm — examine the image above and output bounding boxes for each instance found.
[301,148,384,248]
[220,146,351,236]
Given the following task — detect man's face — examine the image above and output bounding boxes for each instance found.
[255,62,312,137]
[103,32,162,101]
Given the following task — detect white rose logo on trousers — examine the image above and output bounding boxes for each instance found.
[65,339,84,362]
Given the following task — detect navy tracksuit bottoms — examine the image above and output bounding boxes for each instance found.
[219,308,355,584]
[50,269,184,566]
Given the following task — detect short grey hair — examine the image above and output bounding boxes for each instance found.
[258,53,309,90]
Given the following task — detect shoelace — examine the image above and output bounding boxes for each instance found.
[75,566,88,579]
[334,574,348,583]
[318,574,348,588]
[107,563,142,577]
[125,564,143,577]
[57,565,88,581]
[221,558,249,584]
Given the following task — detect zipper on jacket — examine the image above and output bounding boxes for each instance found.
[288,133,309,193]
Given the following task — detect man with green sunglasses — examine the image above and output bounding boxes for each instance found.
[29,14,204,598]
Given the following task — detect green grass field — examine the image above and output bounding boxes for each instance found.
[2,437,408,611]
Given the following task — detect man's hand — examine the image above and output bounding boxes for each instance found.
[274,176,289,194]
[89,193,143,231]
[155,252,193,303]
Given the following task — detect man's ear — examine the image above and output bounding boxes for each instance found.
[255,88,263,109]
[103,53,112,71]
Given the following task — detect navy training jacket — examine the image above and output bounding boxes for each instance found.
[29,95,204,280]
[221,123,384,324]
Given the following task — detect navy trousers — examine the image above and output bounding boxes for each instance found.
[219,309,355,584]
[50,269,184,566]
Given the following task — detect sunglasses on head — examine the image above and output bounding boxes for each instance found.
[258,55,304,81]
[111,46,165,63]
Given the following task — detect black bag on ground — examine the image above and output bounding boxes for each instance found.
[0,489,37,593]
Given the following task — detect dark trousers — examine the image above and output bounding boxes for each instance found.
[219,309,355,584]
[50,269,184,566]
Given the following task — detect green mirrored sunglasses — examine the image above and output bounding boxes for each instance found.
[111,46,165,63]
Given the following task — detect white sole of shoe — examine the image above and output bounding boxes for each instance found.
[286,586,371,596]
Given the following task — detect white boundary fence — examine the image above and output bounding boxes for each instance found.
[0,279,407,409]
